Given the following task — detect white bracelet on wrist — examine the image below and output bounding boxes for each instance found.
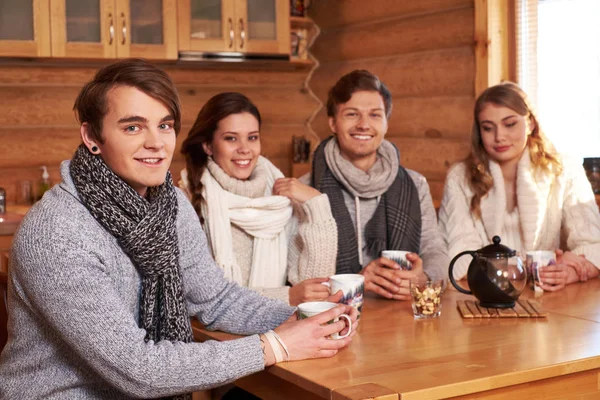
[263,331,284,363]
[269,330,290,361]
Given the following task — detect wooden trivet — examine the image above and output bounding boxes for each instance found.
[457,299,548,318]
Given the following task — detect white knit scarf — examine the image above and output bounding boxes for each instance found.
[199,157,293,287]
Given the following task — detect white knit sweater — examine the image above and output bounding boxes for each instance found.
[181,164,338,303]
[439,151,600,280]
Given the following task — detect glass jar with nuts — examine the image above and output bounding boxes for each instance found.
[410,279,444,319]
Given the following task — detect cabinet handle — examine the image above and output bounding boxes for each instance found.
[121,13,127,45]
[108,13,115,45]
[239,18,245,49]
[228,18,233,48]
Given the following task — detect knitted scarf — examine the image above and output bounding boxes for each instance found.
[70,145,192,400]
[312,136,422,274]
[191,157,293,287]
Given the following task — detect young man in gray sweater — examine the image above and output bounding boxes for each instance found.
[307,70,448,300]
[0,59,357,399]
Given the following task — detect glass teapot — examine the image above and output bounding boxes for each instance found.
[448,236,527,308]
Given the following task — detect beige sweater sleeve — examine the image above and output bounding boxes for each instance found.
[560,158,600,269]
[286,193,338,285]
[250,286,291,303]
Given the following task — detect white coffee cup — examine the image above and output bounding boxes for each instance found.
[296,301,352,339]
[322,274,365,317]
[526,250,556,292]
[381,250,413,270]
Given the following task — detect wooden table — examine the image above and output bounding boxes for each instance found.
[193,279,600,399]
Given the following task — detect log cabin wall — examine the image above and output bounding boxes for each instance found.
[308,0,477,204]
[0,63,317,204]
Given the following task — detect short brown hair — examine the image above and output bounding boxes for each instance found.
[326,70,392,118]
[73,58,181,143]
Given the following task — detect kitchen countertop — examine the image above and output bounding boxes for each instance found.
[0,205,30,236]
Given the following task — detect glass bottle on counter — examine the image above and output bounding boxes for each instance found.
[0,187,6,214]
[36,166,52,202]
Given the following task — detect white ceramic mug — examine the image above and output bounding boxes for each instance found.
[381,250,413,270]
[322,274,365,317]
[296,301,352,339]
[526,250,556,292]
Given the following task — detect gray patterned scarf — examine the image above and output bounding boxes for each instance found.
[70,144,192,399]
[312,137,421,274]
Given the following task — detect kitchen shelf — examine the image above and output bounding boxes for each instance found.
[290,16,313,28]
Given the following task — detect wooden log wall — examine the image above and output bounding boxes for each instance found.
[308,0,477,203]
[0,63,318,204]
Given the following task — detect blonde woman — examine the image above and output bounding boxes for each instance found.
[439,82,600,290]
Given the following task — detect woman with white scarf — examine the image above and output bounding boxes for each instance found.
[439,82,600,290]
[180,92,340,305]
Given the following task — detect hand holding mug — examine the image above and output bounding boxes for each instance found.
[289,277,342,306]
[321,274,365,317]
[360,257,403,299]
[391,253,427,301]
[273,303,356,361]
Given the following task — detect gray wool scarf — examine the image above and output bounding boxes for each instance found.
[324,138,399,198]
[312,137,422,274]
[70,144,192,400]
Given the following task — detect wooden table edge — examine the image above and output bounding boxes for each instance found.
[398,358,600,400]
[331,382,399,400]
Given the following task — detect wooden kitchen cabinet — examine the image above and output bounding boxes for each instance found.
[178,0,290,56]
[50,0,178,59]
[0,0,51,57]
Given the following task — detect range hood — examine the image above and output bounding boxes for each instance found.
[178,51,290,63]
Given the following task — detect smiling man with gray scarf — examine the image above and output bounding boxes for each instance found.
[307,70,448,301]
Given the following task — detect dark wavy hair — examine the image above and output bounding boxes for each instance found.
[180,92,261,220]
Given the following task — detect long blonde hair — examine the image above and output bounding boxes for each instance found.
[465,82,562,218]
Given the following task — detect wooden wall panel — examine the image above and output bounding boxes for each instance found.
[310,0,473,30]
[0,85,316,127]
[385,137,470,179]
[308,1,476,204]
[178,87,316,125]
[0,66,308,87]
[311,7,474,63]
[310,47,475,102]
[312,96,474,141]
[0,64,317,205]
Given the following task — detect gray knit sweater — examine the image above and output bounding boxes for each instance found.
[0,162,294,399]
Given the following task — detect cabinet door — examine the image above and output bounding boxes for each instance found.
[0,0,51,57]
[178,0,235,53]
[234,0,289,55]
[50,0,116,58]
[115,0,177,59]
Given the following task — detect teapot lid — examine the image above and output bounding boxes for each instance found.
[476,236,516,258]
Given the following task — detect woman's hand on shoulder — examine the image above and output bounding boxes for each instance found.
[273,304,357,361]
[273,178,321,204]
